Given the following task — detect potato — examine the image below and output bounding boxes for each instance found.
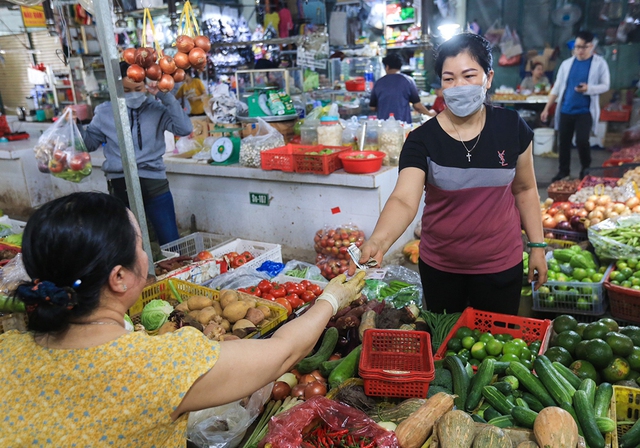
[187,295,214,311]
[245,307,265,326]
[239,295,257,308]
[157,321,177,335]
[222,300,251,323]
[188,310,201,321]
[219,319,231,332]
[219,289,239,309]
[256,305,271,319]
[220,334,240,341]
[211,301,222,316]
[232,319,256,338]
[174,302,190,313]
[197,306,219,325]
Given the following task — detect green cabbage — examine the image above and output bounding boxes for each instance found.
[140,299,173,331]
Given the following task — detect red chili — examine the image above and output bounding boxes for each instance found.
[327,429,349,438]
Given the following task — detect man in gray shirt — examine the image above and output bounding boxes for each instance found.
[369,53,430,123]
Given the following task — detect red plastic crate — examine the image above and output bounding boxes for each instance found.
[601,105,631,122]
[605,272,640,324]
[360,329,434,398]
[261,144,315,172]
[577,175,620,190]
[433,307,552,361]
[293,146,348,175]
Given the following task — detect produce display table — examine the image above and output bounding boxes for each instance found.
[0,146,420,255]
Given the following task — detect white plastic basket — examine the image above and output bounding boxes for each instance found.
[209,238,282,272]
[160,232,226,257]
[271,273,328,288]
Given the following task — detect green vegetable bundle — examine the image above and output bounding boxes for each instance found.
[589,215,640,260]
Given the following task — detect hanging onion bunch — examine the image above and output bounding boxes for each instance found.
[173,34,210,72]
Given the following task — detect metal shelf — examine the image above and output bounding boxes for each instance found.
[387,20,415,26]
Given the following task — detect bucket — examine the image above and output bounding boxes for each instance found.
[533,128,555,155]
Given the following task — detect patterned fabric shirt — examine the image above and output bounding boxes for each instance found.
[399,105,533,274]
[0,327,220,447]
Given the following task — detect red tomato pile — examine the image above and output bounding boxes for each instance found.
[223,251,254,268]
[238,279,323,315]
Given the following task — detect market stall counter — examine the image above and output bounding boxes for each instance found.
[0,146,420,256]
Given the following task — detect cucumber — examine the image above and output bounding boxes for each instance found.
[552,361,583,389]
[328,344,362,389]
[466,358,495,412]
[483,406,503,421]
[444,354,470,411]
[620,418,640,448]
[471,413,487,423]
[521,392,544,412]
[319,357,344,377]
[482,385,515,416]
[515,398,529,409]
[593,382,613,418]
[574,389,605,448]
[545,358,576,397]
[493,381,513,396]
[508,362,555,408]
[579,378,597,407]
[510,406,538,429]
[595,416,616,434]
[493,361,511,375]
[533,356,573,406]
[296,327,339,373]
[487,415,516,428]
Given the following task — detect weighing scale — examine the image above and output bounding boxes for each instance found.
[210,127,241,165]
[247,87,277,117]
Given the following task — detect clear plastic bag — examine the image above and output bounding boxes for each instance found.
[588,214,640,260]
[176,136,204,155]
[33,108,92,182]
[313,224,365,256]
[187,383,273,448]
[239,118,285,168]
[282,260,325,281]
[204,268,271,290]
[0,254,29,312]
[259,395,398,448]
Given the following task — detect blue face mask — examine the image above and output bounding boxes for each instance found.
[125,91,146,109]
[442,84,486,117]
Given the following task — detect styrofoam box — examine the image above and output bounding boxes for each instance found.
[209,238,282,272]
[160,232,226,257]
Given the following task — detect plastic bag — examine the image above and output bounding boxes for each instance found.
[0,254,29,313]
[239,118,285,168]
[622,123,640,146]
[259,395,398,448]
[316,254,349,280]
[33,108,92,182]
[483,18,504,46]
[206,83,240,124]
[187,383,273,448]
[204,268,271,290]
[499,26,523,59]
[588,214,640,260]
[256,260,285,277]
[281,260,326,281]
[313,224,365,257]
[176,136,204,155]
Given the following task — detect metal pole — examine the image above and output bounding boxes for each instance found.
[93,0,154,275]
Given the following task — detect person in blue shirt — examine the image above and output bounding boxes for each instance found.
[541,30,610,181]
[369,53,430,123]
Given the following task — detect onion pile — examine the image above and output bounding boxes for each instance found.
[541,196,640,234]
[121,34,210,93]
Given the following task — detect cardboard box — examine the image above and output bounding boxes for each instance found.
[190,117,211,140]
[525,47,558,72]
[242,118,299,143]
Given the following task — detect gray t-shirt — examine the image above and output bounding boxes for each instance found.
[369,73,421,123]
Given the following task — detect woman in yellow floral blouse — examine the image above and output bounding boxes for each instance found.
[0,192,365,447]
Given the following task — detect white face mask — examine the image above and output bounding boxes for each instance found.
[125,91,146,109]
[442,84,486,117]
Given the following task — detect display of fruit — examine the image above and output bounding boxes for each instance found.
[607,257,640,290]
[535,245,610,312]
[313,226,365,258]
[548,314,640,386]
[121,34,210,92]
[222,250,254,269]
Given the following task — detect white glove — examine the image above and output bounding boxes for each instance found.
[317,271,366,315]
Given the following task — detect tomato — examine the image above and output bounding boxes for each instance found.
[48,159,65,173]
[262,293,275,301]
[69,153,87,171]
[241,251,253,261]
[245,286,262,297]
[232,257,247,268]
[308,284,323,296]
[78,152,91,163]
[257,279,273,294]
[237,287,249,294]
[300,290,316,303]
[284,293,301,307]
[275,297,292,315]
[300,280,312,290]
[53,149,68,163]
[195,251,213,261]
[271,284,286,298]
[226,251,238,261]
[285,282,303,295]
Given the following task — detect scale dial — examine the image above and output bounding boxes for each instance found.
[211,137,234,162]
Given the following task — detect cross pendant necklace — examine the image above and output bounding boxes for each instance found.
[448,107,484,162]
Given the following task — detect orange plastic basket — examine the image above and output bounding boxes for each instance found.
[360,329,434,398]
[261,144,316,172]
[293,146,348,175]
[433,307,552,361]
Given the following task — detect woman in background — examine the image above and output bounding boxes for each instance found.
[175,71,208,116]
[520,61,550,92]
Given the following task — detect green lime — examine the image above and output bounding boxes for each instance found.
[520,347,533,361]
[544,346,574,367]
[503,342,522,357]
[584,338,614,370]
[612,280,621,285]
[447,337,463,352]
[631,278,640,286]
[633,271,640,279]
[623,280,633,288]
[586,268,597,278]
[555,330,582,357]
[626,346,640,371]
[605,331,635,357]
[621,326,640,346]
[582,321,610,340]
[576,298,591,311]
[553,315,578,333]
[548,271,557,281]
[479,332,494,344]
[599,318,620,332]
[572,268,588,281]
[485,338,504,356]
[455,326,473,340]
[521,358,534,370]
[617,260,629,270]
[570,360,598,382]
[512,338,527,348]
[621,268,634,279]
[499,353,521,363]
[591,273,604,282]
[632,285,640,291]
[471,341,487,360]
[461,336,476,350]
[472,329,482,339]
[628,258,638,269]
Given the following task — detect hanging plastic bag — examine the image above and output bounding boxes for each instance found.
[483,18,504,46]
[239,118,284,167]
[187,383,272,448]
[33,108,92,182]
[499,25,523,62]
[259,395,398,448]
